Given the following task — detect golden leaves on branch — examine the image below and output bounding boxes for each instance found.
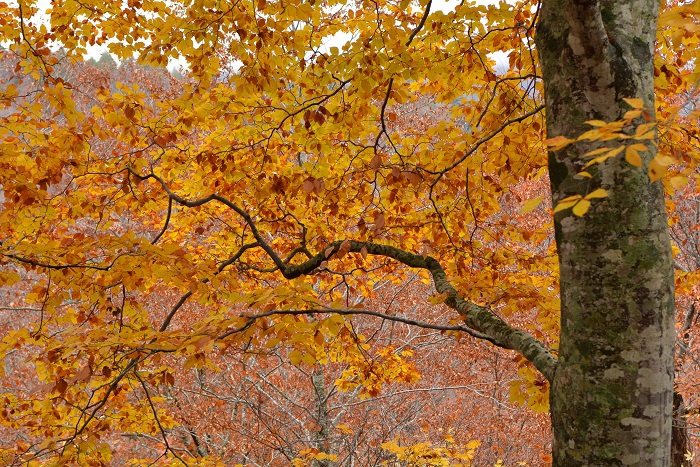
[553,189,608,217]
[544,96,697,211]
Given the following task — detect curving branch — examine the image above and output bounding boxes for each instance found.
[127,168,289,272]
[127,171,557,380]
[151,196,173,244]
[278,240,557,381]
[423,104,545,176]
[217,307,500,346]
[3,251,130,271]
[159,241,259,332]
[405,0,432,47]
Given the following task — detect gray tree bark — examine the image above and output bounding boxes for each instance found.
[535,0,675,465]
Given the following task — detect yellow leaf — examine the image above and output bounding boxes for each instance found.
[289,350,303,365]
[521,196,544,214]
[648,158,667,182]
[337,424,354,434]
[623,147,641,167]
[577,128,605,141]
[466,440,480,450]
[585,120,609,127]
[623,98,645,109]
[604,146,625,159]
[659,10,700,31]
[585,188,608,199]
[302,353,316,366]
[633,123,656,137]
[655,154,675,166]
[669,176,688,189]
[428,293,449,305]
[628,143,648,151]
[635,131,656,140]
[559,194,583,203]
[572,199,591,217]
[325,318,340,336]
[553,199,579,214]
[582,146,624,168]
[584,147,614,157]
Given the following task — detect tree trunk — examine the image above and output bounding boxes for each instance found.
[535,0,675,465]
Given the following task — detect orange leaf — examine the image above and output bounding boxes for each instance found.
[625,147,643,167]
[648,158,668,182]
[544,135,575,151]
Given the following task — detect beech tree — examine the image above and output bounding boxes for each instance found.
[0,0,699,465]
[538,2,672,464]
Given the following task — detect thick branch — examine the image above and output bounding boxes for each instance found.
[123,173,556,379]
[280,240,557,381]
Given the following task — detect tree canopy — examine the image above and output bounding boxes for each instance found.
[0,0,699,464]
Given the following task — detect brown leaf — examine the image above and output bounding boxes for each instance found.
[373,212,385,231]
[336,240,351,259]
[303,178,315,193]
[420,242,433,259]
[74,365,92,383]
[360,245,368,260]
[54,378,68,395]
[405,171,422,186]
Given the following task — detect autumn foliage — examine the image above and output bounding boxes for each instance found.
[0,0,698,465]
